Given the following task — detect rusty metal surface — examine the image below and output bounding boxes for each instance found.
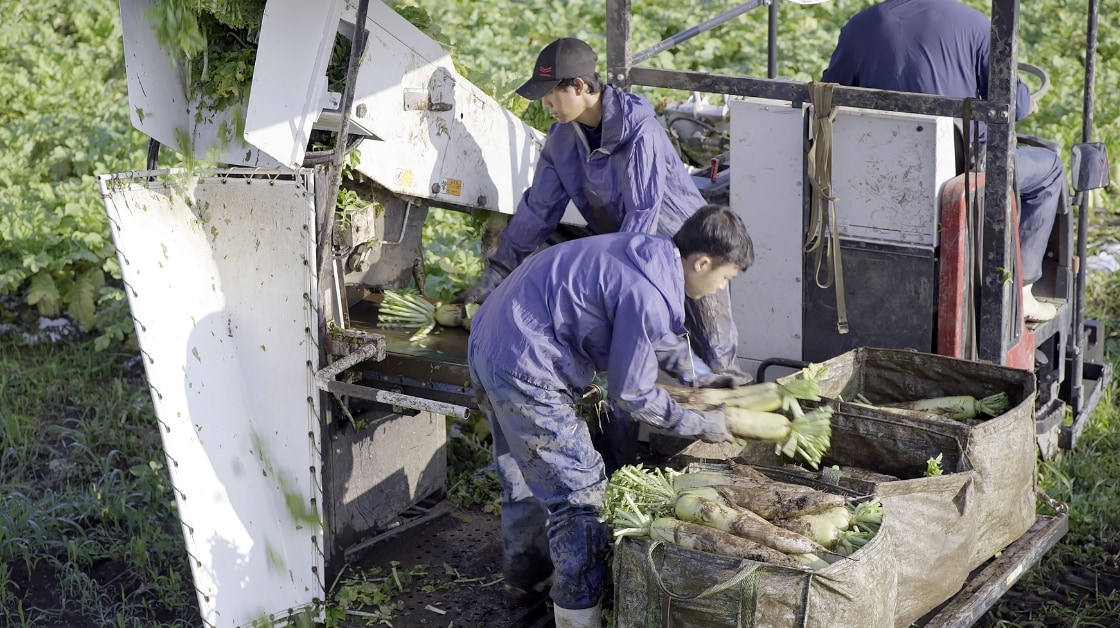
[328,327,388,361]
[349,299,471,365]
[326,379,471,417]
[348,298,476,409]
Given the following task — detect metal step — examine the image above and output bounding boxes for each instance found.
[1059,359,1113,449]
[917,513,1069,627]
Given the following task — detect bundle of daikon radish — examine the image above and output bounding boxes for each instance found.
[602,464,881,570]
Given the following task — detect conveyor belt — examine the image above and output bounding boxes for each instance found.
[348,298,476,410]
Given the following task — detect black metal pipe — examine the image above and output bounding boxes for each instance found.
[1070,0,1100,414]
[319,5,370,585]
[977,0,1019,364]
[1081,0,1099,145]
[332,0,369,175]
[633,0,768,65]
[605,0,633,89]
[755,357,809,383]
[317,0,370,334]
[767,0,777,78]
[145,139,161,170]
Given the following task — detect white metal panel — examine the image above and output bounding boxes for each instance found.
[343,1,543,214]
[122,0,541,208]
[99,170,322,626]
[829,108,956,249]
[118,0,184,152]
[729,98,806,373]
[245,0,345,169]
[118,0,282,167]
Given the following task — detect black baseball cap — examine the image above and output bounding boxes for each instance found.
[516,38,598,100]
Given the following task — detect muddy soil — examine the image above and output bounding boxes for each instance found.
[343,506,551,628]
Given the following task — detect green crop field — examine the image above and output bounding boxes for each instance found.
[1,1,1118,626]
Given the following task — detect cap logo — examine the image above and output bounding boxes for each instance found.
[538,65,553,78]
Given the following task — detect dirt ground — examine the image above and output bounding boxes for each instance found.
[327,504,1120,627]
[6,559,195,627]
[979,541,1120,625]
[8,475,1117,627]
[343,506,552,628]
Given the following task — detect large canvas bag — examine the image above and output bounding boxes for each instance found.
[800,347,1037,568]
[613,492,899,628]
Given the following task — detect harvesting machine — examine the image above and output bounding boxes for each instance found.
[101,0,1109,624]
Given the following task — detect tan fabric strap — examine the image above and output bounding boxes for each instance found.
[805,82,849,334]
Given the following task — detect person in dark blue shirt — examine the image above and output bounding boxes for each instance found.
[822,0,1062,321]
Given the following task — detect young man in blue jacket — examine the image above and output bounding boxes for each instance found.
[459,37,744,384]
[468,205,754,627]
[822,0,1063,322]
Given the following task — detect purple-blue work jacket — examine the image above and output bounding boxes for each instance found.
[489,84,707,274]
[470,232,728,441]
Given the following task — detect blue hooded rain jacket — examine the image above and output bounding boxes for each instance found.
[490,83,708,273]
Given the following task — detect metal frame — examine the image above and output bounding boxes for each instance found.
[605,0,1022,364]
[918,514,1069,626]
[1070,0,1102,415]
[607,0,1109,452]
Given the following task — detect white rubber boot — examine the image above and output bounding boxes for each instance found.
[553,603,602,628]
[1023,283,1057,323]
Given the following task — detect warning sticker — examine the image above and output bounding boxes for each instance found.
[444,179,462,196]
[396,169,414,186]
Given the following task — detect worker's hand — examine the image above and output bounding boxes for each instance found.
[678,356,713,387]
[695,373,748,389]
[696,409,736,444]
[713,367,754,388]
[680,365,753,389]
[452,265,508,305]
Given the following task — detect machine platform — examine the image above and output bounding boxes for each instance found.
[348,296,475,410]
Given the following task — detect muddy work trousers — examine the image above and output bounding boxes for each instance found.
[469,358,609,610]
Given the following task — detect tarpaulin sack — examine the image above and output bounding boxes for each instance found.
[726,410,977,627]
[802,347,1037,569]
[612,490,898,628]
